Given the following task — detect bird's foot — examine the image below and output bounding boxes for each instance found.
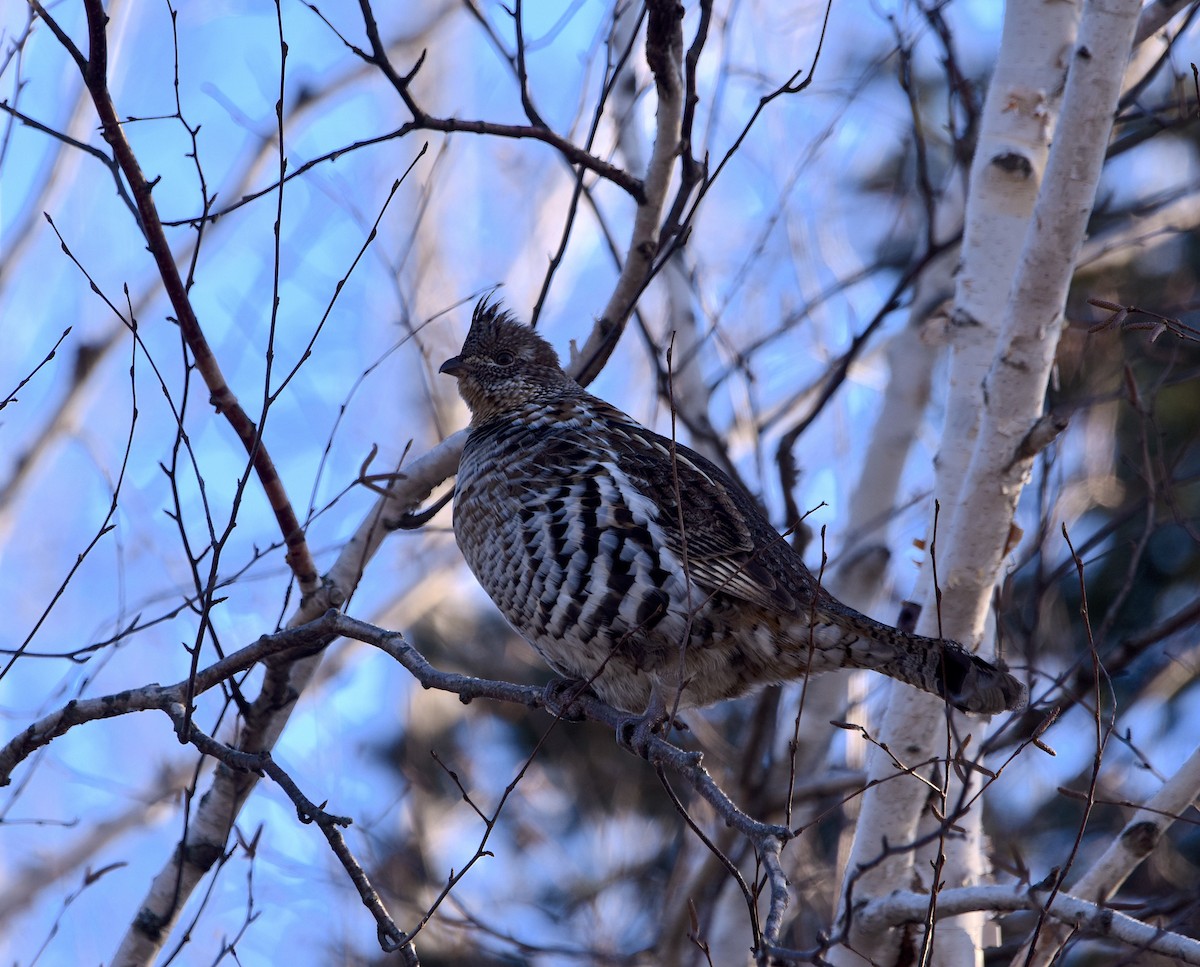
[617,711,665,758]
[541,678,594,721]
[616,692,688,758]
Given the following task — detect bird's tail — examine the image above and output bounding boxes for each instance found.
[789,602,1026,715]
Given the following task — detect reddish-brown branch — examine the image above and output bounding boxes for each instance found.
[69,0,318,593]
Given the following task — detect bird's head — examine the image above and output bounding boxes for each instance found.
[440,299,578,422]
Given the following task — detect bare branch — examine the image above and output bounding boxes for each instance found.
[853,883,1200,966]
[44,0,320,593]
[571,0,685,384]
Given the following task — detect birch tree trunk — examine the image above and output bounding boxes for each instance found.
[830,0,1142,962]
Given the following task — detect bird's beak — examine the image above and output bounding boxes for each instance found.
[439,355,466,377]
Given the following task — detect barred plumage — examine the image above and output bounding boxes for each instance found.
[441,300,1026,721]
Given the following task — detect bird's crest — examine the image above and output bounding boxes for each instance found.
[440,299,577,421]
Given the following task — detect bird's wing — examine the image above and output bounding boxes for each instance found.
[590,408,803,615]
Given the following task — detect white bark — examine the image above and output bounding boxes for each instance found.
[830,173,963,612]
[821,179,963,946]
[831,0,1078,958]
[572,2,683,377]
[937,0,1080,525]
[934,0,1140,649]
[831,0,1143,961]
[1134,0,1197,44]
[1015,740,1200,967]
[860,882,1200,965]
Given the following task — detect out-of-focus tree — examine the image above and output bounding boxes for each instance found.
[1,1,1198,965]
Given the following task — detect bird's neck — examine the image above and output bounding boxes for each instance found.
[470,391,596,431]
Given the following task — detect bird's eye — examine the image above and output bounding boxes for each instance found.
[494,351,516,367]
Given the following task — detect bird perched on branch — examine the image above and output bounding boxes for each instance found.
[440,299,1025,738]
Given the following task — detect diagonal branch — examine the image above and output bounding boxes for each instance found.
[847,882,1200,966]
[354,0,642,199]
[1016,740,1200,967]
[102,5,690,961]
[45,0,319,592]
[570,0,685,385]
[0,608,791,959]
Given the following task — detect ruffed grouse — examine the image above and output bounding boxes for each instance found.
[441,300,1025,726]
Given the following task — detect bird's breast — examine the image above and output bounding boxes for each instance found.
[453,417,697,671]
